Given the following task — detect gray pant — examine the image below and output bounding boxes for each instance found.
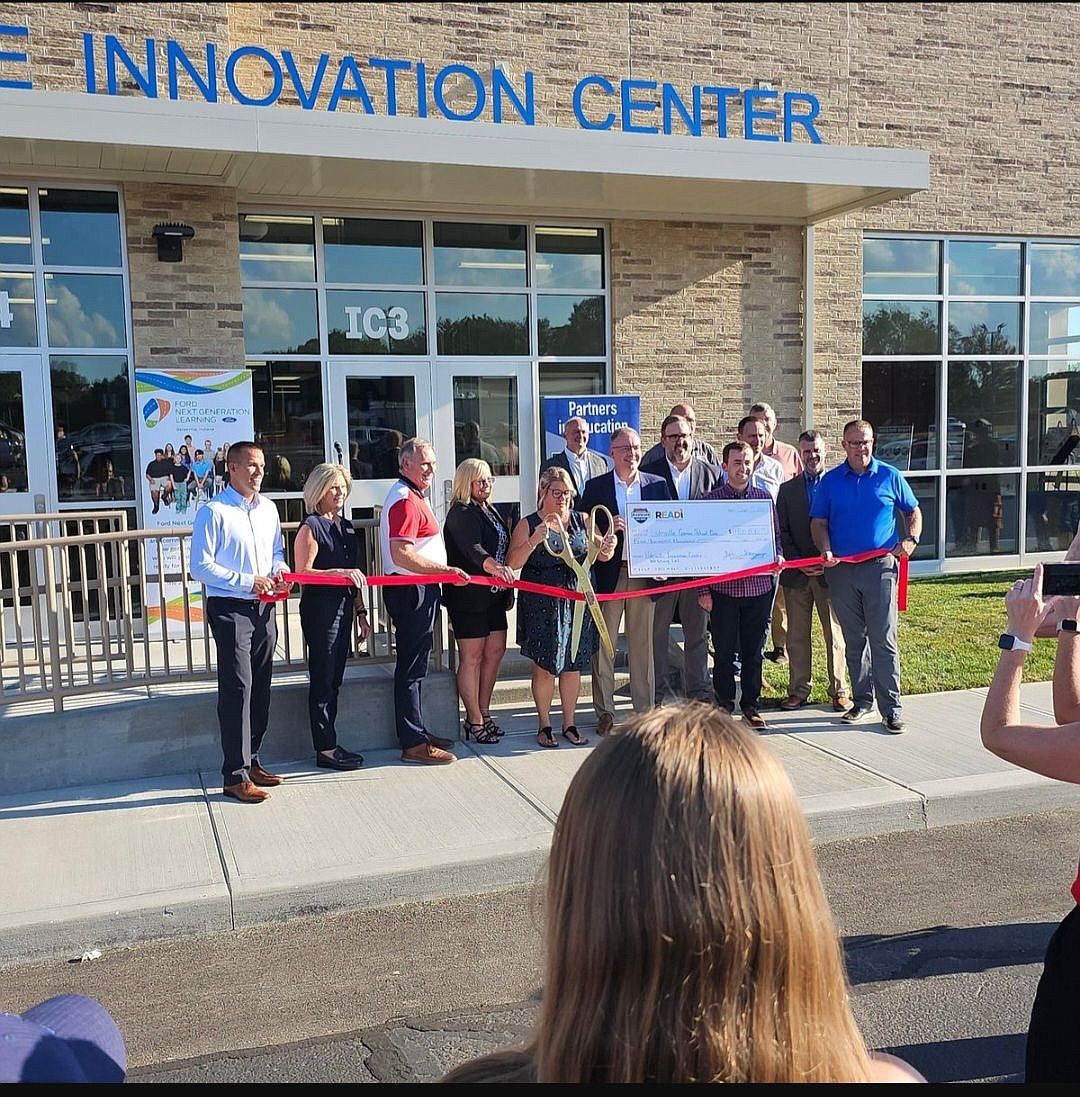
[652,587,711,701]
[824,556,901,718]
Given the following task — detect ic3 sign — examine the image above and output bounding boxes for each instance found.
[344,305,410,342]
[0,291,12,330]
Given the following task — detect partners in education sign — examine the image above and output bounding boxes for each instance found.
[541,395,640,467]
[134,368,253,638]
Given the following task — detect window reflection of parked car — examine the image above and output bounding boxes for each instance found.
[67,423,132,484]
[0,423,25,469]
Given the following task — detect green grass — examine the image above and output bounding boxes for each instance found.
[760,570,1055,703]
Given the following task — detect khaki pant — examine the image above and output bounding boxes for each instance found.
[591,569,655,716]
[783,576,848,700]
[770,584,788,651]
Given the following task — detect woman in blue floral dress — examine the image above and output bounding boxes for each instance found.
[507,466,616,749]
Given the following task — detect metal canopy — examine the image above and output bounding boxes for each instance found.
[0,89,929,223]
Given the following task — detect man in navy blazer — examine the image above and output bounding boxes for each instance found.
[641,413,723,702]
[539,416,610,496]
[579,426,672,733]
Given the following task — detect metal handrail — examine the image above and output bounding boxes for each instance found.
[0,512,445,713]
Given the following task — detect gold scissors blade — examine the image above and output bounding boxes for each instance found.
[541,509,615,661]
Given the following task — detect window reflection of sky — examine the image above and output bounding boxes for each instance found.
[863,238,940,296]
[436,292,528,325]
[1031,244,1080,297]
[44,273,126,348]
[0,194,31,265]
[242,288,318,355]
[0,272,37,346]
[947,241,1021,296]
[40,195,122,268]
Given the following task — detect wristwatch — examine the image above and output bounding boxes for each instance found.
[998,633,1033,651]
[904,535,919,545]
[1057,619,1078,633]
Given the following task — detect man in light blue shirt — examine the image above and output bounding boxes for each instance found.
[810,419,921,734]
[190,441,291,803]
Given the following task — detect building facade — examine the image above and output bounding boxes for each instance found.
[0,2,1076,570]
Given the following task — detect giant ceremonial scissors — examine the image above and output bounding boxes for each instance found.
[542,504,615,662]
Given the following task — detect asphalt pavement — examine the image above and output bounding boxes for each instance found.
[2,678,1080,974]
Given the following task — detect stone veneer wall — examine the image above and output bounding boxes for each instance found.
[4,2,1080,446]
[123,184,244,371]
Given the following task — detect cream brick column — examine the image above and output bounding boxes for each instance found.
[123,184,245,371]
[611,219,805,452]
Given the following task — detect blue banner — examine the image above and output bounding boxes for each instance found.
[542,395,640,465]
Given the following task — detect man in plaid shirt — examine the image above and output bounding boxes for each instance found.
[698,440,784,729]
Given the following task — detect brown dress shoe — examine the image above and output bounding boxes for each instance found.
[401,742,455,765]
[742,707,767,730]
[248,763,284,787]
[597,712,614,736]
[833,694,854,712]
[425,732,456,751]
[223,781,269,803]
[778,695,808,711]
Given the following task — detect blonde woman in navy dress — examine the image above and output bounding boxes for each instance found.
[293,462,369,771]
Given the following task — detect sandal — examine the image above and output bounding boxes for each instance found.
[463,720,499,745]
[561,725,588,746]
[536,726,559,749]
[481,713,504,739]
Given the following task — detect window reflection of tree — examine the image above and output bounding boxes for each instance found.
[948,321,1017,356]
[538,296,604,356]
[437,314,527,355]
[862,305,939,355]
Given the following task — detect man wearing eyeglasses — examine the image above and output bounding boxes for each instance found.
[579,426,673,733]
[641,402,720,468]
[380,437,470,765]
[540,416,609,495]
[642,414,722,703]
[810,419,922,734]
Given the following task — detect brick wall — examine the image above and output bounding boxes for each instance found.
[124,184,244,370]
[611,220,804,449]
[5,1,1080,446]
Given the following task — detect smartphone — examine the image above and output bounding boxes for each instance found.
[1042,563,1080,596]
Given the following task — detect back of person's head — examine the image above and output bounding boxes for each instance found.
[535,704,873,1083]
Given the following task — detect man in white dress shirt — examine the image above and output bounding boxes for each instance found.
[540,416,609,496]
[190,441,291,804]
[641,414,722,701]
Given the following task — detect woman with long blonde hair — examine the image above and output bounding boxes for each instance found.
[442,704,923,1083]
[441,457,516,743]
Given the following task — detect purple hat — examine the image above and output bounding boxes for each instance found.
[0,994,126,1082]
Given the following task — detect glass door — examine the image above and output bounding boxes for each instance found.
[0,354,49,514]
[432,361,537,524]
[327,360,432,511]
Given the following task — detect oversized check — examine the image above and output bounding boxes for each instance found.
[625,498,777,578]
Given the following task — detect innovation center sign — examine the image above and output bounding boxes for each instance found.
[0,23,824,143]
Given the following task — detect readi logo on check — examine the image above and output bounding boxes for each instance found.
[653,508,684,520]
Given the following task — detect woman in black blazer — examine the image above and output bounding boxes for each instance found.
[443,459,517,744]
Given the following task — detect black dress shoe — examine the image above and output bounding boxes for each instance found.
[316,747,361,771]
[335,746,364,761]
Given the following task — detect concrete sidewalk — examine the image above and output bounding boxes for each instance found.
[2,680,1078,969]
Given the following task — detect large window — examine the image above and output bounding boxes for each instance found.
[0,186,133,505]
[863,235,1080,562]
[238,214,609,495]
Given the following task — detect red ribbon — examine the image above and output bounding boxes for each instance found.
[265,548,910,609]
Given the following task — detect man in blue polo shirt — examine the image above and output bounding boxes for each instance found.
[810,419,921,733]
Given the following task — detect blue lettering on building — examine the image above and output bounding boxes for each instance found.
[0,23,31,90]
[1,26,824,143]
